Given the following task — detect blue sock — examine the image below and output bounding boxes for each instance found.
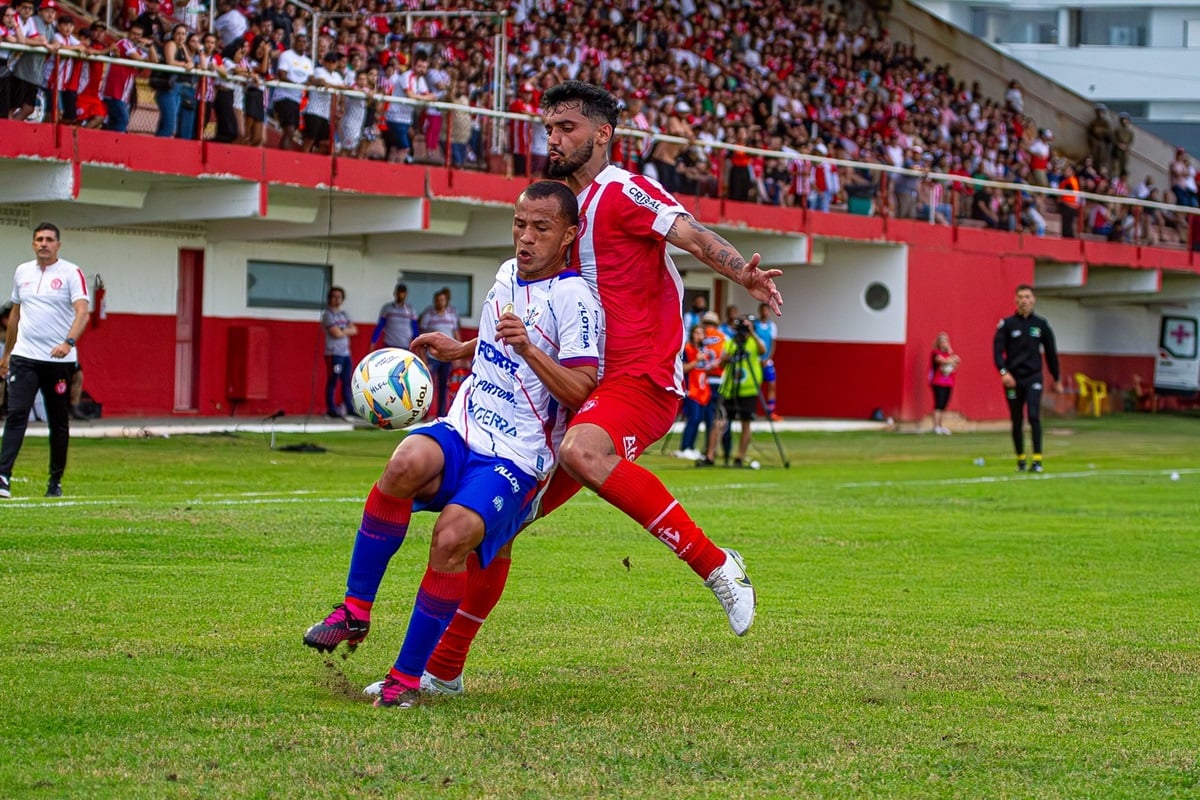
[345,484,413,603]
[394,567,466,679]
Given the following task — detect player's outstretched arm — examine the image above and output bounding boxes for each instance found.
[667,215,783,316]
[411,332,476,363]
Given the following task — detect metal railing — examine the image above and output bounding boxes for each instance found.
[4,40,1199,251]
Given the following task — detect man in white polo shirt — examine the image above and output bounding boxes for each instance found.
[0,222,90,499]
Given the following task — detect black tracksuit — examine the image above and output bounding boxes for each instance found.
[993,311,1060,457]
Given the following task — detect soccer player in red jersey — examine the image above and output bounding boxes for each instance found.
[410,81,783,695]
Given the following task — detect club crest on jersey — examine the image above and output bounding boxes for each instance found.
[580,397,599,414]
[623,183,663,214]
[1030,326,1042,337]
[51,278,64,290]
[522,304,542,327]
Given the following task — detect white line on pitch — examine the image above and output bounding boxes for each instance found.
[837,468,1200,489]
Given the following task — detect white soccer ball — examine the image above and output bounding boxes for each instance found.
[351,348,435,430]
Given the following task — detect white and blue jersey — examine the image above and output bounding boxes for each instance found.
[442,259,603,481]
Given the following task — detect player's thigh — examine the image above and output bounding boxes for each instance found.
[569,374,680,461]
[381,429,447,498]
[5,357,41,411]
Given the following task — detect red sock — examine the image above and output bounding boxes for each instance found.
[597,459,725,579]
[343,596,372,620]
[425,552,511,681]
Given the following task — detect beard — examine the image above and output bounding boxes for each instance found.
[545,137,595,178]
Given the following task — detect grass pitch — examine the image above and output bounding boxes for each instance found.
[1,414,1198,798]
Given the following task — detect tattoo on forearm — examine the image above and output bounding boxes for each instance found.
[674,218,746,280]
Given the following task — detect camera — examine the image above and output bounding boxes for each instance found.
[733,315,756,335]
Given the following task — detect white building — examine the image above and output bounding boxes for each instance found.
[911,0,1200,150]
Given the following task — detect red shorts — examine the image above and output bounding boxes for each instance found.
[537,374,681,516]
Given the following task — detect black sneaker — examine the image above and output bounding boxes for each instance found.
[303,602,370,654]
[694,456,715,468]
[1031,461,1044,474]
[1016,458,1027,472]
[0,475,10,499]
[45,482,63,498]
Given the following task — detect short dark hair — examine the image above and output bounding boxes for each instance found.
[328,285,345,301]
[520,180,579,227]
[540,80,619,130]
[34,221,60,240]
[1015,283,1034,294]
[394,282,407,292]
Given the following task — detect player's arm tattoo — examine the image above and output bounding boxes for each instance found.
[668,217,747,283]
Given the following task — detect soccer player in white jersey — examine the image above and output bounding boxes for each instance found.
[411,80,783,697]
[304,181,602,709]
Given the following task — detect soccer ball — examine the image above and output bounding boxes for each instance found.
[351,348,435,430]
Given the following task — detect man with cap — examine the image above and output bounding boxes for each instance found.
[370,282,418,351]
[10,0,57,122]
[1112,112,1135,178]
[1086,105,1113,174]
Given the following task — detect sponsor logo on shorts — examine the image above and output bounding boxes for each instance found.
[623,435,639,461]
[493,496,504,512]
[493,464,521,494]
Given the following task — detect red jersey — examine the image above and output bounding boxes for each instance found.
[573,165,687,394]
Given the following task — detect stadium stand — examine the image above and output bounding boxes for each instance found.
[2,0,1196,246]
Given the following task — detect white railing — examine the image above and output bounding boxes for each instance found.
[3,39,1199,246]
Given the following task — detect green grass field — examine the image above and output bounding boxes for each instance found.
[2,415,1199,799]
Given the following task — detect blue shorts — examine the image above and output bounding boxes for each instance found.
[410,422,538,567]
[384,121,411,151]
[761,359,776,382]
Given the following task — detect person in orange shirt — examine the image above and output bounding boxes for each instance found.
[1057,163,1081,239]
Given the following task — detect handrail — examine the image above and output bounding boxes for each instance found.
[3,40,1198,229]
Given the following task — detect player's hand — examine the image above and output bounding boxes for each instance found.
[411,331,466,363]
[494,312,531,355]
[739,253,783,316]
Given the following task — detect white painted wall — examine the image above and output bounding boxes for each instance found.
[0,222,500,327]
[1038,297,1161,355]
[726,241,908,343]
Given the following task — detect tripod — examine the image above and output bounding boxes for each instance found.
[719,329,790,468]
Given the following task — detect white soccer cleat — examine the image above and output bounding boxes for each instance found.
[420,670,465,696]
[365,670,465,697]
[704,548,756,636]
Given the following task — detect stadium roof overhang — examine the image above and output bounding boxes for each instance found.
[1035,261,1200,306]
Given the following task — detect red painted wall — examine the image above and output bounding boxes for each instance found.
[774,341,905,420]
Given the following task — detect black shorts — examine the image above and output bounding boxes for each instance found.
[932,384,952,411]
[303,113,330,143]
[15,77,40,109]
[723,394,756,422]
[274,98,300,128]
[245,87,264,122]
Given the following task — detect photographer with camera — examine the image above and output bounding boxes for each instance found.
[717,315,766,468]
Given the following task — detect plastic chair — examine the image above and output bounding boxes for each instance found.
[1074,373,1108,417]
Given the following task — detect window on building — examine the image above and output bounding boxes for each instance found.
[1079,8,1149,47]
[400,271,473,322]
[246,260,332,310]
[970,7,1058,44]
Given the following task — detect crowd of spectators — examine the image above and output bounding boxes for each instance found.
[1,0,1196,244]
